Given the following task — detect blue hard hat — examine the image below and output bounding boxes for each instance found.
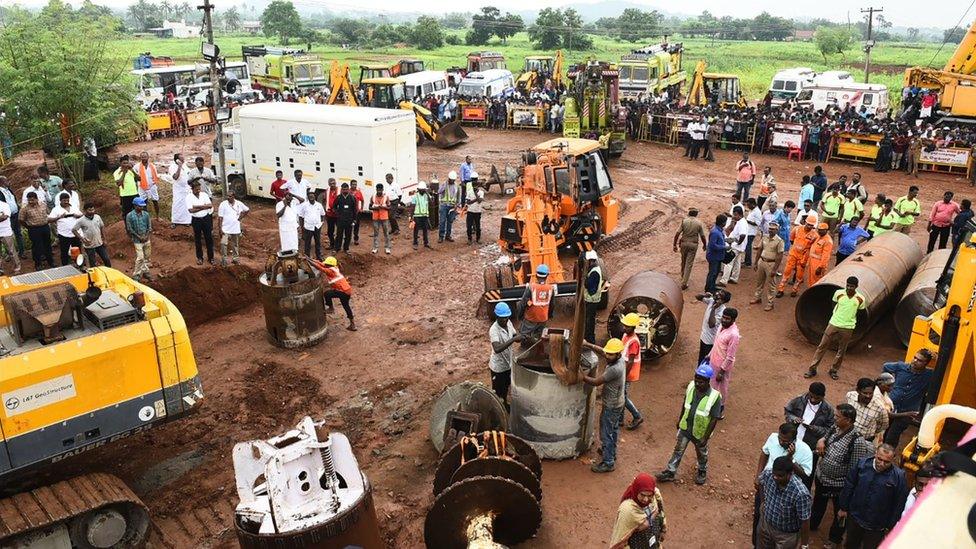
[132,197,147,207]
[694,361,714,379]
[536,264,550,277]
[494,302,512,318]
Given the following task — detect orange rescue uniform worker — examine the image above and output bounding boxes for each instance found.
[804,223,834,288]
[518,263,555,341]
[318,256,357,331]
[777,213,819,297]
[620,313,644,430]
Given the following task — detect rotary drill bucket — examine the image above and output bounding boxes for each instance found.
[434,121,468,148]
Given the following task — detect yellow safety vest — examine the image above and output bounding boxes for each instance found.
[678,381,720,440]
[583,265,603,303]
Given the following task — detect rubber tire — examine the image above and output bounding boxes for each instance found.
[416,128,424,146]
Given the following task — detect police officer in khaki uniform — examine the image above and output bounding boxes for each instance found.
[752,221,785,312]
[673,207,708,290]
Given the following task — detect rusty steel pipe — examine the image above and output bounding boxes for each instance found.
[259,253,329,349]
[607,271,683,359]
[894,249,952,347]
[795,231,923,345]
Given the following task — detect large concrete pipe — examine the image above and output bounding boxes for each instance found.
[607,271,683,359]
[894,249,952,347]
[795,231,923,345]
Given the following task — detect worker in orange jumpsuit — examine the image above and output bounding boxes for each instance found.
[804,222,834,289]
[776,213,818,298]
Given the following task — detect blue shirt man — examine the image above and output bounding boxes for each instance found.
[839,449,909,535]
[799,180,815,208]
[706,224,727,262]
[837,222,870,257]
[883,353,934,413]
[460,157,474,183]
[811,168,828,204]
[774,207,792,251]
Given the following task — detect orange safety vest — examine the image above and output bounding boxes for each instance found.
[323,266,352,294]
[137,162,159,191]
[808,235,833,262]
[790,226,817,255]
[622,332,642,382]
[524,282,554,323]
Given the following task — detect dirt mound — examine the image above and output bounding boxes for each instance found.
[392,318,445,345]
[148,264,260,329]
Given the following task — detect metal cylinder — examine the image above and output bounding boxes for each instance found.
[259,253,328,349]
[508,340,597,459]
[795,231,923,345]
[607,271,683,359]
[236,479,383,549]
[894,249,952,347]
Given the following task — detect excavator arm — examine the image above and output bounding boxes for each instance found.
[944,18,976,75]
[553,50,564,89]
[327,61,358,106]
[687,60,707,106]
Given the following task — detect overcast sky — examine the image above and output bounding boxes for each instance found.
[16,0,970,29]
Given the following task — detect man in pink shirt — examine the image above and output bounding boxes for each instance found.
[736,152,757,202]
[927,191,960,253]
[708,307,739,417]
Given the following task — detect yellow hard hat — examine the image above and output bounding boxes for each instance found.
[603,338,625,354]
[324,256,338,267]
[621,313,640,327]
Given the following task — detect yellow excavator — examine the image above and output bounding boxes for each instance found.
[359,77,468,148]
[687,60,745,108]
[0,263,202,546]
[515,50,564,94]
[904,19,976,119]
[902,223,976,473]
[327,60,358,106]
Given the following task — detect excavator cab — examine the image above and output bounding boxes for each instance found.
[392,59,425,77]
[688,60,746,108]
[360,78,407,109]
[358,64,392,86]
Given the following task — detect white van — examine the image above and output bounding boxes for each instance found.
[457,69,515,100]
[402,70,450,101]
[796,83,889,116]
[768,67,815,105]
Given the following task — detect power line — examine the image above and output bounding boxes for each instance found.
[926,0,975,68]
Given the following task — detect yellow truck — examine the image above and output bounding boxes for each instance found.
[0,265,202,547]
[243,45,327,93]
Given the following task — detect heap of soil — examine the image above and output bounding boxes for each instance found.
[148,264,259,329]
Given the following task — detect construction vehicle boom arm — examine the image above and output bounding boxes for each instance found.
[327,61,358,106]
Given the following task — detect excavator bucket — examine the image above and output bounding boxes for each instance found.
[433,121,469,148]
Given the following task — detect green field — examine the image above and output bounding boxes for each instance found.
[116,31,952,102]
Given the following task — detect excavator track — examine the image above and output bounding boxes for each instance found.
[0,472,150,548]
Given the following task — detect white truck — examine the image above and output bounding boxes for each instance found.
[796,82,889,116]
[218,102,419,204]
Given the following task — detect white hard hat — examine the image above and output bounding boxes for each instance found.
[470,171,479,179]
[585,250,598,260]
[418,181,428,190]
[448,171,458,180]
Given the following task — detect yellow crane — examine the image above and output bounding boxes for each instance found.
[0,264,202,547]
[902,227,976,472]
[903,19,976,119]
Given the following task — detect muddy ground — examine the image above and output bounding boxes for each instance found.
[4,127,970,548]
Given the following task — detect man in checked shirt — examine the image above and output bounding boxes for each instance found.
[845,378,889,442]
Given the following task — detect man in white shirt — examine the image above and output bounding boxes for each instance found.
[743,198,762,267]
[0,199,21,274]
[384,173,401,235]
[186,180,215,265]
[216,191,249,265]
[284,169,308,203]
[298,190,325,260]
[169,153,192,227]
[276,193,300,252]
[0,177,24,259]
[21,179,49,207]
[720,206,748,285]
[794,200,816,226]
[59,181,82,211]
[47,192,83,266]
[187,157,217,197]
[465,174,485,244]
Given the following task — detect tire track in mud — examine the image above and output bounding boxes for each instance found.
[599,189,683,255]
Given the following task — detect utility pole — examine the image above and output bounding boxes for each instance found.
[200,0,227,197]
[861,6,882,83]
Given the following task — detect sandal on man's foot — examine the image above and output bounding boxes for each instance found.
[829,370,840,380]
[804,369,817,378]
